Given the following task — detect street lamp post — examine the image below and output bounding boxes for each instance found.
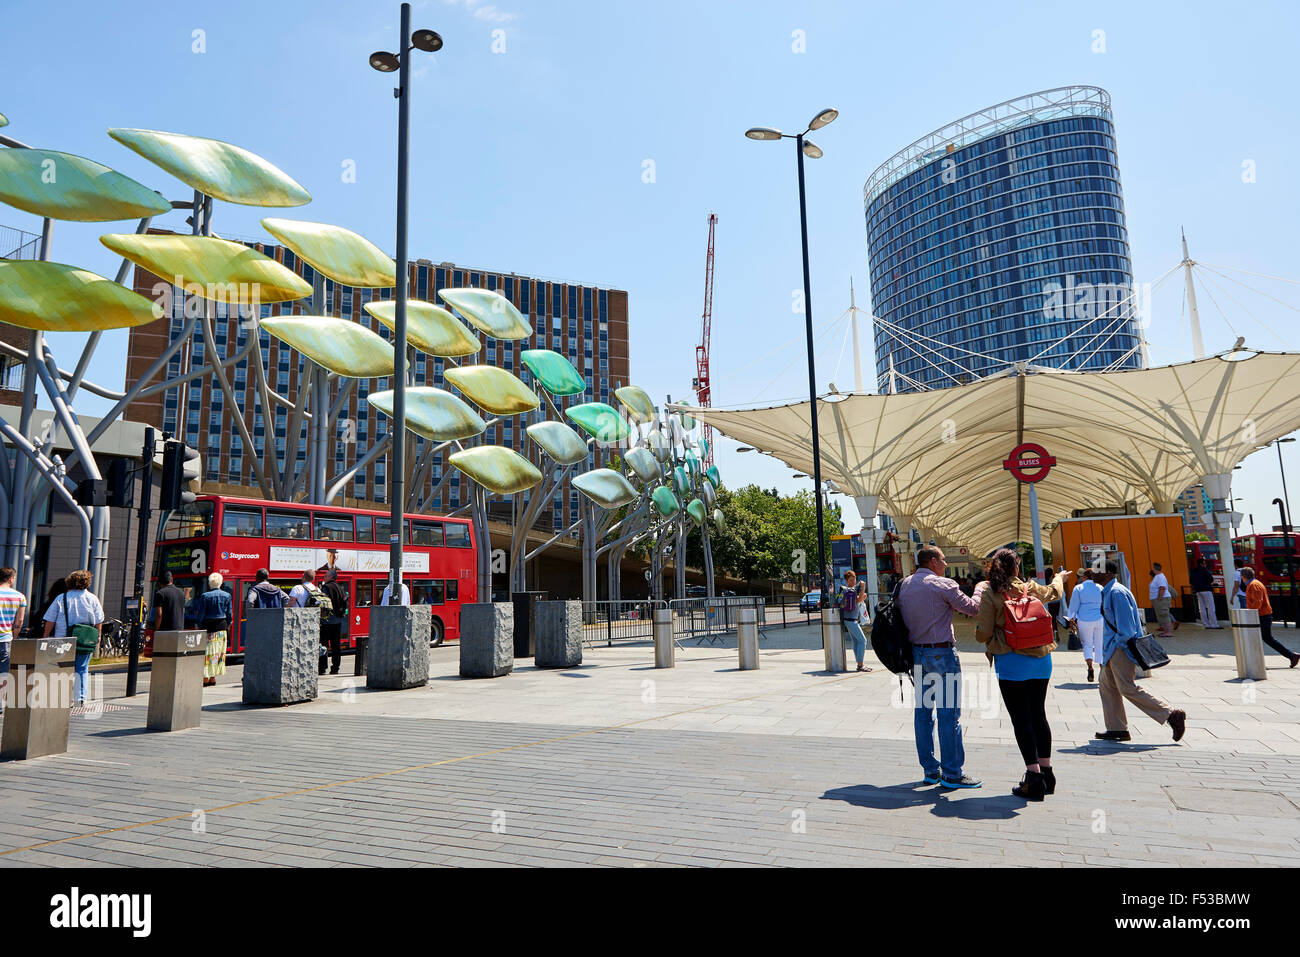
[370,6,442,604]
[1275,497,1298,628]
[745,108,837,607]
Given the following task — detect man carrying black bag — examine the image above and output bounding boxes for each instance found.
[320,569,349,676]
[1093,560,1186,743]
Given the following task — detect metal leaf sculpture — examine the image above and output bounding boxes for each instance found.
[686,498,707,525]
[368,387,486,441]
[444,365,540,415]
[259,316,394,378]
[0,260,160,331]
[0,148,170,222]
[624,447,660,484]
[439,287,531,339]
[448,446,543,496]
[100,233,312,303]
[108,128,311,207]
[526,421,588,465]
[713,508,728,532]
[615,384,656,424]
[261,218,396,288]
[519,349,585,396]
[364,300,481,358]
[572,469,638,509]
[645,427,672,462]
[565,402,631,444]
[651,486,680,518]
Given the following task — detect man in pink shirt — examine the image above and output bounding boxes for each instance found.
[898,546,982,788]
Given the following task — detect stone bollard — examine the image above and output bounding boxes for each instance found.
[821,607,846,674]
[0,637,75,760]
[147,629,208,731]
[1230,605,1267,681]
[512,591,548,658]
[367,604,431,690]
[460,602,514,678]
[242,607,320,705]
[653,608,674,668]
[534,600,583,669]
[737,607,759,670]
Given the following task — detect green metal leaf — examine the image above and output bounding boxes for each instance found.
[565,402,631,443]
[671,466,690,494]
[260,316,393,378]
[678,405,697,430]
[365,299,481,358]
[572,469,638,509]
[615,385,655,424]
[651,486,680,518]
[0,148,171,222]
[706,464,721,487]
[624,447,659,484]
[261,218,395,288]
[439,287,531,339]
[444,365,540,415]
[712,508,727,532]
[0,112,7,128]
[449,445,543,495]
[520,349,585,396]
[0,260,160,331]
[100,233,311,303]
[686,498,707,525]
[108,128,311,207]
[526,421,588,465]
[701,479,716,507]
[368,387,485,441]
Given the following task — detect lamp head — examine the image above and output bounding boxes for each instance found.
[411,29,443,52]
[745,127,783,141]
[369,51,400,72]
[802,139,823,159]
[808,107,838,131]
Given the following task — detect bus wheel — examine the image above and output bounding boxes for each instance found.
[430,617,445,647]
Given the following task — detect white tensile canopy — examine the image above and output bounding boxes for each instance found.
[674,351,1300,567]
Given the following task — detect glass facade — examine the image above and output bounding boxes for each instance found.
[864,88,1142,392]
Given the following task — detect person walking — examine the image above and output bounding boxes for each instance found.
[1189,559,1220,629]
[320,570,349,676]
[897,545,983,789]
[152,570,188,632]
[1065,567,1105,682]
[42,569,103,707]
[1149,563,1176,637]
[1094,560,1187,743]
[196,572,233,687]
[837,570,871,672]
[0,566,27,714]
[1242,566,1300,667]
[974,549,1070,801]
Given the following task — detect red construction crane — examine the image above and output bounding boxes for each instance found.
[693,213,717,467]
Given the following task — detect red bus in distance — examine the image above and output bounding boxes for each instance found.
[151,494,477,655]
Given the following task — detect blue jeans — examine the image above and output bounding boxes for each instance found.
[0,640,9,712]
[912,645,965,780]
[843,619,867,664]
[73,651,91,705]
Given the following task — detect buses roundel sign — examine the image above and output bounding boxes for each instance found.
[1003,443,1056,484]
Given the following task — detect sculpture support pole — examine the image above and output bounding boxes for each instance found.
[388,0,413,600]
[702,518,715,599]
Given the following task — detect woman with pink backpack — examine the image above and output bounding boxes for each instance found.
[974,548,1070,802]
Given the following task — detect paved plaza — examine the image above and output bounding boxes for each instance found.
[1,621,1299,867]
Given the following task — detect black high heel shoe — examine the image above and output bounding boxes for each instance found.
[1012,770,1046,802]
[1041,766,1056,795]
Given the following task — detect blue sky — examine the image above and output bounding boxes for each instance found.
[4,0,1300,539]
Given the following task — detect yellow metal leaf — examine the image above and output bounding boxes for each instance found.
[364,300,480,358]
[0,112,7,128]
[444,365,539,415]
[260,316,393,378]
[0,260,160,331]
[449,445,543,495]
[100,233,311,304]
[108,128,311,207]
[615,385,656,424]
[368,387,486,441]
[0,148,170,222]
[261,218,395,288]
[439,288,532,339]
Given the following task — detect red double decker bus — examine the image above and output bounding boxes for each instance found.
[1234,532,1300,602]
[151,494,477,655]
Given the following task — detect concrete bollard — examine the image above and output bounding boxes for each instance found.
[0,637,75,760]
[737,607,759,670]
[534,600,583,669]
[242,607,320,705]
[822,607,846,674]
[147,629,208,731]
[367,604,431,690]
[460,602,514,678]
[1230,605,1267,681]
[653,608,674,668]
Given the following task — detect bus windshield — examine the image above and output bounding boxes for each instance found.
[158,501,214,541]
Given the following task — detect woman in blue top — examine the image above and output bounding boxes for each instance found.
[974,548,1069,802]
[197,572,233,687]
[1064,568,1105,683]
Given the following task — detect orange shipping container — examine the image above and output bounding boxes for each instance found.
[1049,513,1189,611]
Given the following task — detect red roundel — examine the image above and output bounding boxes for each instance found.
[1002,443,1056,484]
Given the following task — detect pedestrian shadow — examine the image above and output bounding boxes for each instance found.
[821,783,1024,820]
[1058,742,1164,756]
[1053,682,1097,691]
[85,726,153,737]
